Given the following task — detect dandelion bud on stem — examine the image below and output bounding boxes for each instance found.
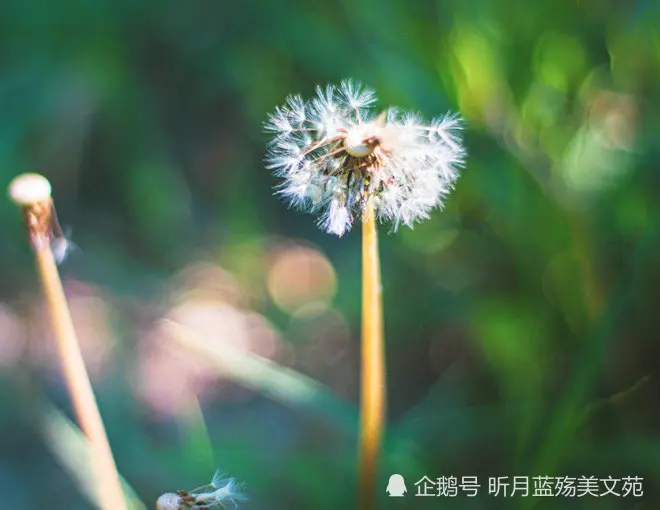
[8,173,128,510]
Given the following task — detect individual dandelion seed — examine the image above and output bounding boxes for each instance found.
[51,234,74,265]
[48,196,77,265]
[50,226,79,265]
[265,80,466,236]
[157,469,248,510]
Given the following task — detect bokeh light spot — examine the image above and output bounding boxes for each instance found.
[266,243,337,315]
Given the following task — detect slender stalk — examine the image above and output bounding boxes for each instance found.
[358,199,386,509]
[9,174,127,510]
[35,246,128,510]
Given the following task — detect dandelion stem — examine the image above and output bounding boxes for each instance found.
[34,247,127,509]
[9,174,127,510]
[359,199,386,509]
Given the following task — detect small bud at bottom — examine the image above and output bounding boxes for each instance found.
[156,493,182,510]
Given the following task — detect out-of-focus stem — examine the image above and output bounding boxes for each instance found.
[162,319,356,429]
[358,200,386,510]
[35,243,128,510]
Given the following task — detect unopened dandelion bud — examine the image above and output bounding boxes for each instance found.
[265,80,466,236]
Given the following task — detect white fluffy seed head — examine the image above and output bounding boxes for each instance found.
[8,173,52,206]
[265,80,465,236]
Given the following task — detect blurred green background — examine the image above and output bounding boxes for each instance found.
[1,0,659,508]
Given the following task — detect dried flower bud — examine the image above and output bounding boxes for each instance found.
[156,468,247,509]
[156,493,182,510]
[8,173,52,206]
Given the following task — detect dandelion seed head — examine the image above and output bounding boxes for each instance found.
[265,80,465,236]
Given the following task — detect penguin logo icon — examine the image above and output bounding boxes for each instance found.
[386,474,407,497]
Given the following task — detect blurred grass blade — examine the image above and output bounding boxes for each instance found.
[39,400,146,510]
[178,394,216,474]
[161,319,357,430]
[533,221,660,477]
